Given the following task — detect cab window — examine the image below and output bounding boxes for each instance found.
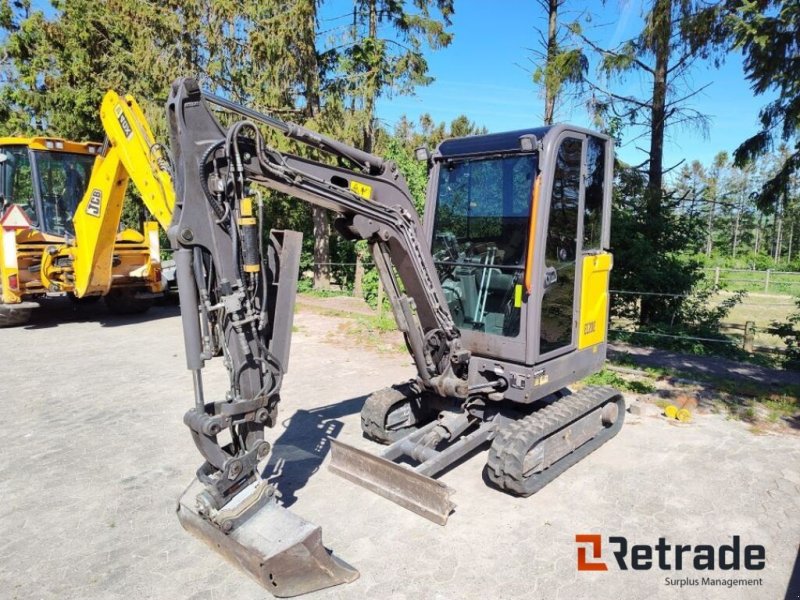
[432,154,537,337]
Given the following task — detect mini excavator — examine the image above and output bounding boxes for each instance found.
[166,77,624,597]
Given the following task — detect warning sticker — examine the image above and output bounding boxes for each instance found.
[1,204,33,229]
[86,189,102,217]
[349,180,373,200]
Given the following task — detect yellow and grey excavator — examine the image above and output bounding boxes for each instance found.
[165,78,623,597]
[0,91,174,326]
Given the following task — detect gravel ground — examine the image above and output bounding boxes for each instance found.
[1,299,798,599]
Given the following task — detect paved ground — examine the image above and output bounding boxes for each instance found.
[609,342,799,388]
[1,299,799,599]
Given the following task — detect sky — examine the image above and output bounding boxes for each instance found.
[345,0,770,174]
[27,0,769,173]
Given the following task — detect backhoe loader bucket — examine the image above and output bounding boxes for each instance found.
[177,479,358,597]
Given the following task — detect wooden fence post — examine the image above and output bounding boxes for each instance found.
[377,278,384,319]
[764,269,771,293]
[714,266,720,287]
[354,254,364,298]
[743,321,755,353]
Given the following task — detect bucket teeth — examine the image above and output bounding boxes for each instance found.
[177,478,358,597]
[328,438,456,525]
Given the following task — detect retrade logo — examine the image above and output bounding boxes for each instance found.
[575,534,765,572]
[575,535,767,589]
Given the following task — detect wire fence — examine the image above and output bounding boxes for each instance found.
[703,267,800,295]
[303,261,798,356]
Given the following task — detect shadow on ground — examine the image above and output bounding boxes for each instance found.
[262,394,366,507]
[19,294,179,330]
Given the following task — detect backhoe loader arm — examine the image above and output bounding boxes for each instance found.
[167,78,469,400]
[45,90,176,297]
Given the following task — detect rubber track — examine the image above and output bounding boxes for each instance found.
[486,386,624,496]
[360,382,419,444]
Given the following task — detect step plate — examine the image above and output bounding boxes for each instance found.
[329,438,455,525]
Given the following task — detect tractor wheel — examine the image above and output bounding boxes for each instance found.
[0,303,34,327]
[69,293,101,305]
[104,290,153,315]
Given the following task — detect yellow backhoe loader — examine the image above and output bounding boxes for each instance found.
[0,91,174,326]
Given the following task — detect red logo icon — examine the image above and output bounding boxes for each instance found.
[576,534,608,571]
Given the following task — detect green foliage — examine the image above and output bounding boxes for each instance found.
[380,136,428,214]
[610,163,705,325]
[689,0,800,214]
[771,297,800,369]
[582,369,656,395]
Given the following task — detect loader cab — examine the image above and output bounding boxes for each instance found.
[0,138,101,237]
[424,125,613,375]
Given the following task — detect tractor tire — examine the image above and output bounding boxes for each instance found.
[69,293,101,305]
[0,303,34,327]
[104,290,153,315]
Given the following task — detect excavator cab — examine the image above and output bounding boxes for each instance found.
[424,127,613,388]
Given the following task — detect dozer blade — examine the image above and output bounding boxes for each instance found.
[177,479,359,598]
[328,438,455,525]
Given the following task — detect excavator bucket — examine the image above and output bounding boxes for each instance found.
[177,479,359,598]
[328,438,456,525]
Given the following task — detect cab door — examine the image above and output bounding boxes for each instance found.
[534,131,613,362]
[535,133,586,360]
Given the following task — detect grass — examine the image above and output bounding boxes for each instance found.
[344,314,406,353]
[607,351,799,431]
[582,368,657,395]
[297,287,353,298]
[716,291,797,349]
[711,270,800,296]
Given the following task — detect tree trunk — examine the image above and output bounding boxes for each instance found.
[364,0,378,152]
[640,0,672,325]
[755,213,763,255]
[363,0,378,153]
[705,196,715,257]
[773,190,784,261]
[543,0,559,125]
[646,0,671,215]
[312,207,331,289]
[302,0,330,290]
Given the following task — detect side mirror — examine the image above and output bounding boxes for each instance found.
[0,152,8,164]
[544,266,558,289]
[414,147,430,162]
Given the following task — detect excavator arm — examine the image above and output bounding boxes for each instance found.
[165,77,478,596]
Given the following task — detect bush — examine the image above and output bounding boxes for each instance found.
[771,297,800,369]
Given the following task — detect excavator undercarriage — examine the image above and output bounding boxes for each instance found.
[166,77,624,596]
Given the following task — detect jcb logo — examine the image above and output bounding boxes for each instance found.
[576,534,608,571]
[583,321,596,335]
[85,189,102,217]
[115,104,133,139]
